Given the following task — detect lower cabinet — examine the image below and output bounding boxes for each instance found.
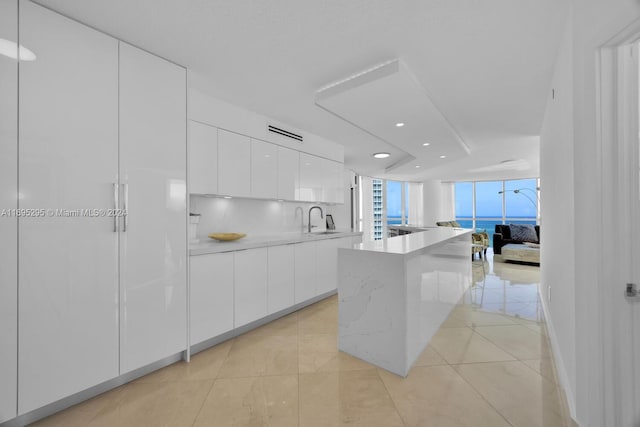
[234,248,268,327]
[189,235,358,346]
[190,252,234,345]
[268,245,295,314]
[317,237,352,295]
[294,241,317,303]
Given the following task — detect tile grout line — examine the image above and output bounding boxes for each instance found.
[448,364,516,427]
[374,369,408,427]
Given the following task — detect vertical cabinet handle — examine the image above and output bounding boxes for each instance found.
[123,183,129,232]
[113,182,119,232]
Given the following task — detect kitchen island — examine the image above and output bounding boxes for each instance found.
[338,227,472,376]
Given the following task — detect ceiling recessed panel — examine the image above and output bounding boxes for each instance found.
[316,60,470,175]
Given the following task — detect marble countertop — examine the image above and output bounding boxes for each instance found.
[190,229,362,256]
[352,227,472,255]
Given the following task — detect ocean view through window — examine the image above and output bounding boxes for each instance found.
[455,178,539,246]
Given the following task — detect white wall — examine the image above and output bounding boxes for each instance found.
[540,0,640,425]
[422,180,455,226]
[539,19,577,419]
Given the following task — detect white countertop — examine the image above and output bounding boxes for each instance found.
[190,230,362,256]
[352,227,472,255]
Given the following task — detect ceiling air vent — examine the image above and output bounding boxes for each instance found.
[267,124,303,142]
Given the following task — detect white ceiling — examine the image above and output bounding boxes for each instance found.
[36,0,569,182]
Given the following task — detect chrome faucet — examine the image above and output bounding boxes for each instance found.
[308,206,323,233]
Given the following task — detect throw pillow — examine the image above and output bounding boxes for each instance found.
[509,224,538,243]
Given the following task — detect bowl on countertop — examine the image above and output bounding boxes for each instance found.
[208,233,246,242]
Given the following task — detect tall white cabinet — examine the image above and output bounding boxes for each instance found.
[0,0,18,422]
[14,2,187,416]
[18,2,120,414]
[118,42,187,373]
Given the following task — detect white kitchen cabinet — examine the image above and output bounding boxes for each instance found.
[325,159,345,204]
[277,146,299,201]
[218,129,251,197]
[235,248,268,327]
[189,120,218,195]
[268,245,295,314]
[18,2,120,413]
[0,0,17,421]
[119,42,187,374]
[316,238,341,295]
[298,153,324,202]
[190,253,234,345]
[251,139,278,199]
[294,241,317,303]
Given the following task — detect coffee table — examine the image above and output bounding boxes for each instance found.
[499,243,540,265]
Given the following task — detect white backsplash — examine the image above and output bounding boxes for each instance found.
[190,195,349,240]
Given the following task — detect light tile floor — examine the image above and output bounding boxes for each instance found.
[32,250,571,427]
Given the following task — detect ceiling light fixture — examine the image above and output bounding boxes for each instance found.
[223,196,232,199]
[422,142,430,146]
[395,122,405,127]
[0,39,36,61]
[440,155,447,159]
[373,152,390,159]
[415,165,421,168]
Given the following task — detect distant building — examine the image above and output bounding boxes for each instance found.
[373,179,382,240]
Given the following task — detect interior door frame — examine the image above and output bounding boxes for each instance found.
[597,23,640,427]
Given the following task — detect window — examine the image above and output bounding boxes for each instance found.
[359,176,423,241]
[454,178,539,246]
[386,181,403,225]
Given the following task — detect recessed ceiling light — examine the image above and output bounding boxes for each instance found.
[395,122,405,127]
[422,142,431,146]
[440,155,447,159]
[373,152,390,159]
[415,165,421,168]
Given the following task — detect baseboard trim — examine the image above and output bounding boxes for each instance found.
[0,352,184,427]
[191,290,337,355]
[538,287,579,425]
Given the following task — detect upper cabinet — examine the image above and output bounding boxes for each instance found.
[277,146,299,200]
[218,129,251,197]
[299,153,324,202]
[189,125,343,203]
[189,120,218,195]
[300,153,344,204]
[251,138,278,199]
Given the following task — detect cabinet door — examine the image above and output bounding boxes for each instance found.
[235,248,268,327]
[119,42,187,373]
[294,242,317,303]
[299,153,324,202]
[277,146,299,201]
[316,238,341,295]
[0,0,17,421]
[326,159,345,204]
[189,120,218,195]
[251,139,278,199]
[18,2,119,413]
[268,245,295,314]
[190,253,234,345]
[218,129,251,197]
